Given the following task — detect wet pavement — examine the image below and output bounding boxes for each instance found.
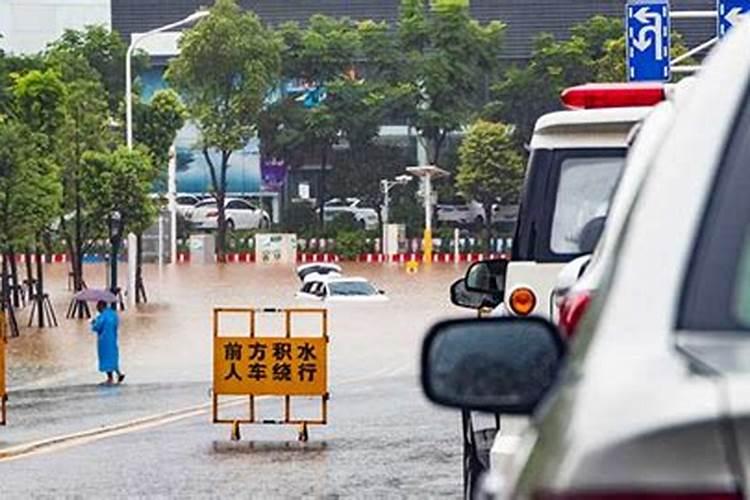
[1,262,475,497]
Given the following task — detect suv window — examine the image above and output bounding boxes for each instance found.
[550,157,625,254]
[680,97,750,331]
[513,148,627,263]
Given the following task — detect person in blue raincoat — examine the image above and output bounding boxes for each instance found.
[91,301,125,385]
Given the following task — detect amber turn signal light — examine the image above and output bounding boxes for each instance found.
[509,287,537,316]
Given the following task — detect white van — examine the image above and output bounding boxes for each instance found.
[465,84,668,321]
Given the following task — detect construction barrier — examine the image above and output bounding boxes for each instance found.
[212,307,329,442]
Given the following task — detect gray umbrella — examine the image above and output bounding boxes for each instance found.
[74,288,117,303]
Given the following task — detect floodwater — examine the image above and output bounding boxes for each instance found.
[1,261,475,498]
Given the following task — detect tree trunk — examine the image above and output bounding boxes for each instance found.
[35,244,45,327]
[1,254,8,312]
[135,233,146,304]
[216,189,227,264]
[8,248,20,308]
[24,247,33,293]
[317,145,329,229]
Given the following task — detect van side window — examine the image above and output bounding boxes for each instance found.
[550,157,624,255]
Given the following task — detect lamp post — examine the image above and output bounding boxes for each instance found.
[406,166,449,264]
[123,10,208,303]
[109,211,122,297]
[380,175,412,255]
[125,9,208,149]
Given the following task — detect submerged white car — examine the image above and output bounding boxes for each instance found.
[296,264,343,283]
[296,276,388,302]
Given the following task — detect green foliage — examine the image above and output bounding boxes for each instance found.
[0,120,62,250]
[45,25,145,114]
[80,147,158,236]
[487,15,692,145]
[167,0,281,258]
[133,89,187,170]
[395,0,506,165]
[456,120,525,207]
[335,230,370,259]
[167,0,281,154]
[328,143,408,210]
[11,69,66,139]
[278,16,360,82]
[282,202,318,237]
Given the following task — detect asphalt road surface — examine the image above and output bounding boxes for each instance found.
[1,262,473,498]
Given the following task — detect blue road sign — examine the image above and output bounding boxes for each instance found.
[718,0,750,37]
[626,0,671,82]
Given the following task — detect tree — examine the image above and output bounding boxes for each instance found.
[80,147,158,294]
[456,120,525,250]
[0,120,61,331]
[395,0,506,165]
[45,25,145,114]
[167,0,281,262]
[487,15,692,146]
[133,89,186,172]
[56,78,112,305]
[11,69,66,326]
[274,16,363,226]
[132,88,186,302]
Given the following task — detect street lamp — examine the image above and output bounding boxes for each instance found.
[109,211,122,297]
[406,165,449,264]
[123,9,208,304]
[380,175,412,256]
[125,9,209,149]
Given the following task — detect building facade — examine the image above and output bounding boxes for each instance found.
[111,0,716,61]
[0,0,111,54]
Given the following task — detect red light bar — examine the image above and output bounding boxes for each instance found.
[561,83,665,110]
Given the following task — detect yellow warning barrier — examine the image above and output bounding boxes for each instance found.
[1,312,6,426]
[212,307,328,441]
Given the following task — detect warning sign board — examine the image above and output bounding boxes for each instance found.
[211,308,329,440]
[214,337,326,396]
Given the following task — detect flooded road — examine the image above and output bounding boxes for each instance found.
[1,262,474,497]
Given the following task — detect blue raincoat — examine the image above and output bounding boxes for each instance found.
[91,308,120,373]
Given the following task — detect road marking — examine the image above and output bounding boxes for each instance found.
[0,363,412,462]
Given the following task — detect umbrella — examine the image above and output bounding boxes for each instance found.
[74,288,117,303]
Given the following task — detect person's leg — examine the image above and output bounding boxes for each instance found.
[116,370,125,384]
[106,371,114,384]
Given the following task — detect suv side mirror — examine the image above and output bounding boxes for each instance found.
[421,317,565,414]
[465,259,508,297]
[450,279,502,311]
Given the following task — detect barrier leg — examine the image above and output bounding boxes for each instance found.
[231,420,241,441]
[298,422,309,443]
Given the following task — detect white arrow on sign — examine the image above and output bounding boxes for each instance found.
[726,7,747,26]
[632,7,664,60]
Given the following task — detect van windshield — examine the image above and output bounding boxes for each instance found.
[550,157,625,255]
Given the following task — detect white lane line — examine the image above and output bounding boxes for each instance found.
[0,362,413,462]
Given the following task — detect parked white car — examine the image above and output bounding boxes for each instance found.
[296,276,388,302]
[187,198,270,231]
[424,21,750,499]
[175,194,203,218]
[436,200,487,226]
[321,198,379,230]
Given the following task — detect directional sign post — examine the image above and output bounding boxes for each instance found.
[627,0,671,82]
[718,0,749,37]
